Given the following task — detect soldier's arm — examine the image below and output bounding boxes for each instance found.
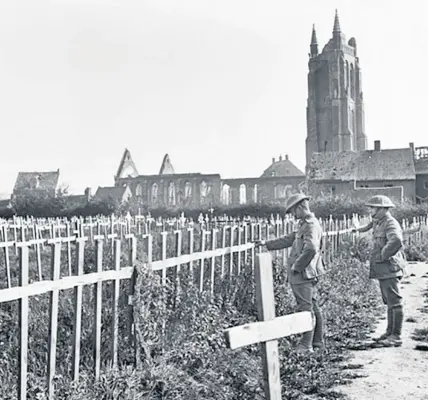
[381,219,403,260]
[356,221,373,233]
[265,232,296,251]
[291,222,319,272]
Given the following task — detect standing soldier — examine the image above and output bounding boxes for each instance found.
[255,193,325,352]
[354,195,406,347]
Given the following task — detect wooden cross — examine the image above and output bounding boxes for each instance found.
[224,252,313,400]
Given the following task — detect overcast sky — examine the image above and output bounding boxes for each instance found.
[0,1,426,194]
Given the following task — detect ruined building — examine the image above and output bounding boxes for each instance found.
[112,150,305,208]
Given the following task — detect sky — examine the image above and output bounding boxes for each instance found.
[0,0,427,195]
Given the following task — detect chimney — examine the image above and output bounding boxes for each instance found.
[285,154,289,160]
[279,155,283,161]
[272,157,275,164]
[374,140,381,151]
[409,142,415,157]
[84,187,92,201]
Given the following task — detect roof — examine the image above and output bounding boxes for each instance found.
[261,155,305,178]
[13,170,60,192]
[159,154,175,175]
[115,149,138,179]
[0,199,10,208]
[415,158,428,175]
[94,186,130,202]
[309,149,416,181]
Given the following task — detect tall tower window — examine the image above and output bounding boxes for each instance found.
[350,63,355,99]
[351,110,355,133]
[345,61,349,89]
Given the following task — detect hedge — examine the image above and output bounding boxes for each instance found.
[1,193,427,222]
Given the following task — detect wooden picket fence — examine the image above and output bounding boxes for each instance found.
[0,213,427,400]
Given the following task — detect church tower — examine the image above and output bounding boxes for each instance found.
[305,10,367,169]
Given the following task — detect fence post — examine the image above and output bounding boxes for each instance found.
[200,229,207,292]
[210,229,217,294]
[72,238,85,382]
[127,235,137,347]
[47,242,61,400]
[18,245,29,400]
[94,239,103,379]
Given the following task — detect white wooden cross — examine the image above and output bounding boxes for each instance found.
[224,252,313,400]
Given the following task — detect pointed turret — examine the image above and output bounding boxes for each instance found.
[159,154,175,175]
[115,148,138,182]
[310,24,318,57]
[333,9,341,34]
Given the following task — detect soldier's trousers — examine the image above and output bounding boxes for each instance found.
[291,280,324,348]
[379,277,403,309]
[379,277,404,337]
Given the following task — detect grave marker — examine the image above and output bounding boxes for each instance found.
[224,252,313,400]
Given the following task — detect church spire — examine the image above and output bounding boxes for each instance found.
[310,24,318,57]
[333,9,341,34]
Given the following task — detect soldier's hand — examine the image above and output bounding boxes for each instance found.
[254,240,266,247]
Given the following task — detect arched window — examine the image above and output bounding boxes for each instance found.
[168,182,176,206]
[333,79,339,98]
[184,182,192,198]
[135,183,142,196]
[345,61,349,89]
[200,181,207,198]
[151,183,158,203]
[239,184,246,204]
[350,63,355,99]
[221,184,230,205]
[253,184,258,203]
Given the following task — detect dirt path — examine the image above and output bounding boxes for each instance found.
[336,261,428,400]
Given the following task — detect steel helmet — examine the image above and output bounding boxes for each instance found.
[365,195,396,208]
[285,193,311,213]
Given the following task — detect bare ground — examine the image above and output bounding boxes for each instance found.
[336,261,428,400]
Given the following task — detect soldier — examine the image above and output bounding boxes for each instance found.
[255,193,325,352]
[353,195,406,347]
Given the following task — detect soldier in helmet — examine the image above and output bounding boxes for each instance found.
[354,195,406,347]
[255,193,325,352]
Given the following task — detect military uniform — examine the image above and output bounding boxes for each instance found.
[358,195,406,347]
[262,194,326,351]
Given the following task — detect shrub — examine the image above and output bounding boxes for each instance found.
[403,234,428,262]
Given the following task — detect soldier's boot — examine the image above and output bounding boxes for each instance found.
[312,305,325,351]
[378,306,403,347]
[296,329,314,353]
[373,308,393,342]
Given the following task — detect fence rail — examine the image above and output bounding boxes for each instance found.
[0,213,427,400]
